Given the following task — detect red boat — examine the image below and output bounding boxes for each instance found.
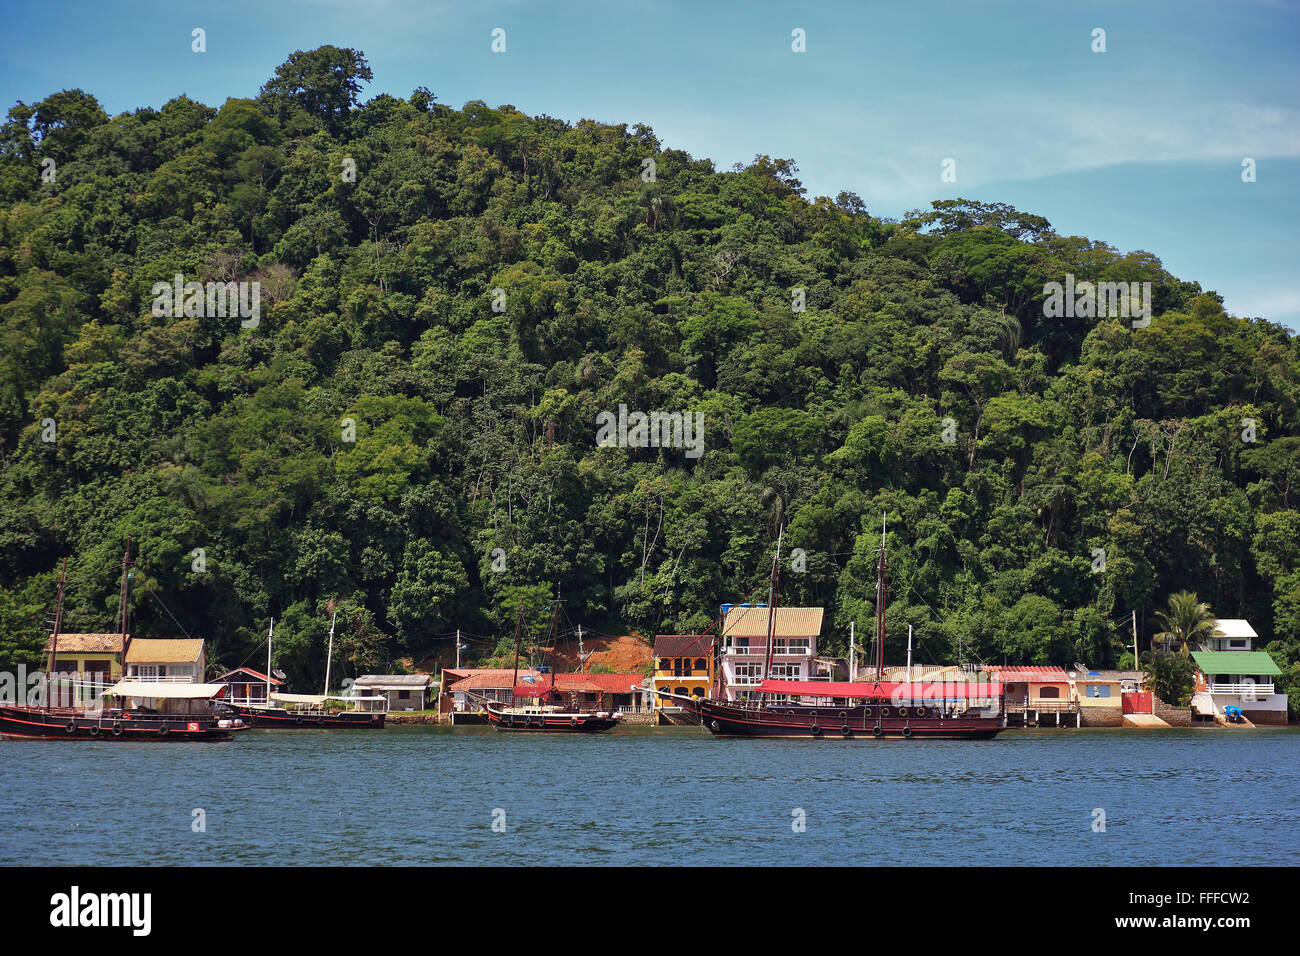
[0,702,241,741]
[479,594,622,734]
[1,549,243,742]
[670,514,1007,741]
[668,679,1005,739]
[481,697,621,733]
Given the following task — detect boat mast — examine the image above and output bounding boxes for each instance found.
[509,601,525,702]
[760,524,784,698]
[45,557,68,711]
[118,538,133,643]
[266,618,274,703]
[323,608,337,697]
[548,585,562,697]
[875,513,887,681]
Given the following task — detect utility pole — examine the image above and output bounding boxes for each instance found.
[1131,610,1139,667]
[455,628,461,670]
[577,624,585,673]
[848,620,856,682]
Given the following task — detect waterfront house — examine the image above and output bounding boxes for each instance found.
[43,633,126,707]
[124,639,206,683]
[653,634,715,716]
[991,666,1077,726]
[353,674,432,711]
[1067,668,1148,726]
[447,669,648,714]
[718,605,829,701]
[1202,618,1257,652]
[214,666,285,705]
[1190,648,1287,726]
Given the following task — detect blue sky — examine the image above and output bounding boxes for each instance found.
[3,0,1298,326]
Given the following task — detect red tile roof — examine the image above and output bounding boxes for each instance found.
[991,666,1071,683]
[450,670,645,695]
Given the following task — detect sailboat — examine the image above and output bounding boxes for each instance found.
[0,546,242,742]
[479,598,622,733]
[216,611,388,728]
[667,517,1007,739]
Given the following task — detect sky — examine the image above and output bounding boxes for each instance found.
[2,0,1297,326]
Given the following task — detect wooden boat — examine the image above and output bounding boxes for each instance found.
[215,613,387,729]
[480,595,622,734]
[665,681,1005,739]
[0,549,244,742]
[1,694,243,742]
[673,516,1007,741]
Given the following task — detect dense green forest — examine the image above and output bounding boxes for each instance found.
[1,47,1296,712]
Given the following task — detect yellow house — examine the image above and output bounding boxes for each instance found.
[653,634,714,715]
[43,633,126,707]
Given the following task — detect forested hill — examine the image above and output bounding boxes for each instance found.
[1,47,1297,704]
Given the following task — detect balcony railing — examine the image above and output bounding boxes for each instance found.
[723,646,813,657]
[1210,683,1274,696]
[125,674,196,683]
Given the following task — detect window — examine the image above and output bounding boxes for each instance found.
[1229,639,1246,648]
[1039,686,1060,699]
[398,690,411,701]
[1086,684,1111,698]
[695,658,706,672]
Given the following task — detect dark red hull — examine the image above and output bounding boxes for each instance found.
[0,705,237,741]
[220,704,385,729]
[679,697,1006,740]
[483,705,620,733]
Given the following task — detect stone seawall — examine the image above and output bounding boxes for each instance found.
[618,712,657,726]
[1154,698,1192,727]
[385,712,441,724]
[1079,706,1123,728]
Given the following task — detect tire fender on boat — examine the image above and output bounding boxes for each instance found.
[569,717,578,727]
[810,723,822,736]
[841,725,851,736]
[902,725,913,739]
[65,720,76,734]
[89,724,100,736]
[157,726,169,736]
[710,719,722,733]
[872,725,883,738]
[111,721,123,736]
[316,716,325,726]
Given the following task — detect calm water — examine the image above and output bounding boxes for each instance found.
[2,726,1297,866]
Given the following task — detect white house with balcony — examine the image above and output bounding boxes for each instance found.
[123,639,206,683]
[1190,619,1287,725]
[718,605,829,701]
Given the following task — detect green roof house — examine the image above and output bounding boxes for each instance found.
[1190,620,1287,725]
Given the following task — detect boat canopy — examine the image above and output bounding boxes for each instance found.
[755,679,1003,699]
[269,692,388,704]
[105,681,228,700]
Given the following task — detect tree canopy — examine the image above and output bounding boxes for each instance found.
[0,48,1297,713]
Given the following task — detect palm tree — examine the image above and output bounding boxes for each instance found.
[1153,592,1217,659]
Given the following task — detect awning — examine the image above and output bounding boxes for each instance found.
[270,693,327,705]
[105,681,228,700]
[754,680,1003,699]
